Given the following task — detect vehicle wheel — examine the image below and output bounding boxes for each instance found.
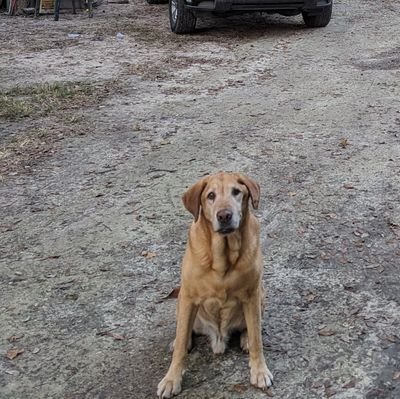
[302,2,332,28]
[169,0,197,34]
[146,0,168,4]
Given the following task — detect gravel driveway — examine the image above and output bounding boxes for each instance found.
[1,0,399,398]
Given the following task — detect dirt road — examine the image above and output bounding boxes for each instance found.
[1,0,399,398]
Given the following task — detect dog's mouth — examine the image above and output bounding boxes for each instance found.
[217,227,236,235]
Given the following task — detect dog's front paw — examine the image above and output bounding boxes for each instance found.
[157,374,182,398]
[250,364,273,389]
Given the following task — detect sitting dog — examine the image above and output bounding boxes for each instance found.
[157,172,273,398]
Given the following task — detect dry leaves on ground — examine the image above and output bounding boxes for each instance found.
[7,334,24,343]
[158,286,181,303]
[343,183,355,189]
[343,379,356,389]
[6,348,24,360]
[141,250,157,259]
[97,331,127,341]
[318,327,336,337]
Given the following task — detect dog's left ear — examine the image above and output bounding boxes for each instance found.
[236,174,260,209]
[182,177,209,222]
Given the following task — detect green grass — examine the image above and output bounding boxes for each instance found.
[0,82,95,121]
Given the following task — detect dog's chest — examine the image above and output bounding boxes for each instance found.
[199,295,242,326]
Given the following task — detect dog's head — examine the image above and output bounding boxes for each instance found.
[182,172,260,235]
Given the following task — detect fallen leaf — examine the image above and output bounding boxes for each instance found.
[7,334,24,343]
[385,334,398,343]
[157,287,181,303]
[165,287,180,299]
[339,138,349,149]
[364,264,381,269]
[343,379,356,389]
[318,328,336,337]
[320,252,331,260]
[106,332,126,341]
[232,383,247,393]
[266,388,274,397]
[6,348,24,360]
[393,371,400,380]
[305,292,317,303]
[141,250,157,259]
[324,379,332,388]
[311,380,323,389]
[350,307,361,315]
[343,184,355,189]
[5,369,20,376]
[325,387,337,398]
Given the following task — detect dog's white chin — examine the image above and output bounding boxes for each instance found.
[217,227,236,235]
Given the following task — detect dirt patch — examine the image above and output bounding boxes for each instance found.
[1,1,400,398]
[0,80,122,177]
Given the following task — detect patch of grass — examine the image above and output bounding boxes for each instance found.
[0,82,95,121]
[0,80,122,178]
[0,96,33,120]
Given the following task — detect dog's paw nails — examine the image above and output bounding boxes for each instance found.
[157,376,182,398]
[250,366,273,389]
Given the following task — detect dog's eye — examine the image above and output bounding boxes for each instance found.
[232,188,241,196]
[207,192,216,201]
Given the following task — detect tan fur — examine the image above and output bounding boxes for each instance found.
[157,172,273,398]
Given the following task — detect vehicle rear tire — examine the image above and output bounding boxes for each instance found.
[169,0,197,34]
[302,2,332,28]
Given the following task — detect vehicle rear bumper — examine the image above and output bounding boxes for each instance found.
[185,0,332,14]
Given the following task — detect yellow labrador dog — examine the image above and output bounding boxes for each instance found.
[157,172,273,398]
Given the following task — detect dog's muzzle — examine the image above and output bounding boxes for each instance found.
[217,209,235,234]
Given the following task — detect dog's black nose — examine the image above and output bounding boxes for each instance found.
[217,209,233,225]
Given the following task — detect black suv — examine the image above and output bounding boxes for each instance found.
[148,0,333,34]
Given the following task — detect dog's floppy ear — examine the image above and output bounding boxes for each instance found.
[236,174,260,209]
[182,177,209,222]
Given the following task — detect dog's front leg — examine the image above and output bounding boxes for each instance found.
[158,295,198,398]
[243,293,273,390]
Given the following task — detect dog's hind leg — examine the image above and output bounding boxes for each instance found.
[210,332,227,354]
[240,329,249,353]
[193,315,227,354]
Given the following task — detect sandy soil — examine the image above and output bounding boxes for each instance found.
[1,0,400,398]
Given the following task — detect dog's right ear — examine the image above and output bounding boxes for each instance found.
[182,177,208,222]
